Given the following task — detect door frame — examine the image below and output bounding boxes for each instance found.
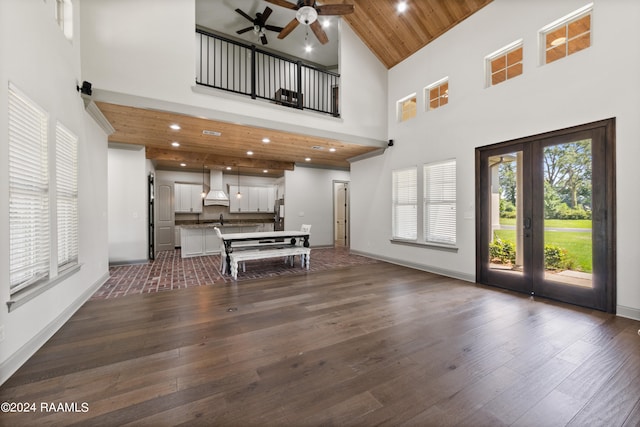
[475,118,616,312]
[333,180,350,247]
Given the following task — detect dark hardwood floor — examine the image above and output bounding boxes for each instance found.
[1,261,639,426]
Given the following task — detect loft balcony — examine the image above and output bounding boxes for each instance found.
[196,29,340,117]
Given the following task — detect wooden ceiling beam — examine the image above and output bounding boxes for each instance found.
[146,147,295,170]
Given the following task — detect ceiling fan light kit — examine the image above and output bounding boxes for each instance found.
[296,6,317,25]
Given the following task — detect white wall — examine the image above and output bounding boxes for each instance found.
[0,0,110,384]
[108,145,148,263]
[80,0,388,146]
[351,0,640,319]
[284,167,350,247]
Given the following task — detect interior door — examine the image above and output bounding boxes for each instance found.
[476,119,615,312]
[155,181,175,253]
[334,181,349,247]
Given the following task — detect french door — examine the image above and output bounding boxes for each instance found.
[476,119,616,312]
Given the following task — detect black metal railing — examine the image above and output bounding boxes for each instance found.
[196,29,340,117]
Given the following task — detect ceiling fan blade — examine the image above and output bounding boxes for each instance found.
[235,9,255,22]
[265,24,284,33]
[317,4,354,15]
[262,7,273,22]
[310,20,329,44]
[278,18,299,39]
[304,0,314,6]
[261,34,268,45]
[236,26,254,35]
[265,0,298,10]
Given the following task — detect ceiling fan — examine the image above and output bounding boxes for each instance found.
[265,0,355,45]
[235,6,283,45]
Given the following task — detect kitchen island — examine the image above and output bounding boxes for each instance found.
[179,223,266,258]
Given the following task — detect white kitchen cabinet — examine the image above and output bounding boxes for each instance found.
[174,226,181,247]
[181,228,204,257]
[229,185,275,213]
[204,228,220,255]
[175,183,203,213]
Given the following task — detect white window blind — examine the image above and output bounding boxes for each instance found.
[56,122,78,269]
[8,84,50,293]
[424,160,456,245]
[392,167,417,240]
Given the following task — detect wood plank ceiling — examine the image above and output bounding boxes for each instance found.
[328,0,493,69]
[99,0,492,176]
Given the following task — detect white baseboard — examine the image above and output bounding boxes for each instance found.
[0,272,110,386]
[350,249,476,283]
[616,305,640,321]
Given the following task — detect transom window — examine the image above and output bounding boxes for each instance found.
[540,3,592,65]
[486,41,523,87]
[425,78,449,111]
[397,94,417,122]
[56,0,73,40]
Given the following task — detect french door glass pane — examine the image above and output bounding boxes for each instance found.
[488,152,523,274]
[542,140,593,288]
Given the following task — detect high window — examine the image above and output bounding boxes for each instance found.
[425,78,449,111]
[486,41,523,87]
[540,3,592,65]
[392,167,417,240]
[8,84,50,293]
[56,0,73,40]
[424,160,457,245]
[397,94,417,122]
[56,123,79,270]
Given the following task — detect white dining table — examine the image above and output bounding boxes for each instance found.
[219,230,310,274]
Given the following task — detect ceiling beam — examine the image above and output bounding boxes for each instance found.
[146,148,295,170]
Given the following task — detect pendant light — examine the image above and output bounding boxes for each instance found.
[236,168,242,199]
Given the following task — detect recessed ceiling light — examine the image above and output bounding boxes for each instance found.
[263,169,268,173]
[247,151,254,155]
[305,157,311,162]
[170,124,181,130]
[311,145,324,150]
[203,130,221,136]
[397,1,408,13]
[180,163,186,167]
[305,45,312,53]
[226,166,232,170]
[171,141,180,147]
[329,147,336,152]
[322,19,330,28]
[262,137,270,143]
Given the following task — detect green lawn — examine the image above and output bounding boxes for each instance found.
[499,218,592,229]
[494,229,592,273]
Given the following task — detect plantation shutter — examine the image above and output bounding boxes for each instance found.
[392,167,417,240]
[424,160,456,245]
[56,122,78,269]
[8,83,50,293]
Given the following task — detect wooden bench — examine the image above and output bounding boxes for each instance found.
[229,246,310,280]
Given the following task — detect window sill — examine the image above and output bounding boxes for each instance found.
[390,239,458,253]
[7,264,82,312]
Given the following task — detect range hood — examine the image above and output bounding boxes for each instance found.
[203,170,229,206]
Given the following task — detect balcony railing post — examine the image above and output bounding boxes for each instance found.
[250,45,257,99]
[296,61,303,110]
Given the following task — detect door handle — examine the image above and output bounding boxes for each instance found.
[524,217,531,229]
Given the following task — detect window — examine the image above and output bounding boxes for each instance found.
[8,84,50,294]
[486,41,523,87]
[425,78,449,110]
[56,123,79,270]
[56,0,73,40]
[424,159,456,245]
[540,3,592,65]
[398,94,417,122]
[392,167,417,240]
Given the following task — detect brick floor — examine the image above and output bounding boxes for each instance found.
[91,247,379,300]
